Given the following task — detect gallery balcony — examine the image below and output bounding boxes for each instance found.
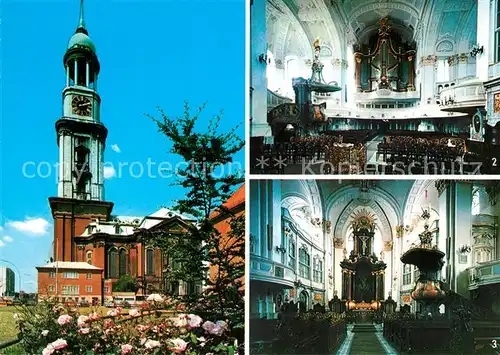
[467,259,500,291]
[323,105,466,120]
[250,254,296,288]
[439,77,486,114]
[354,89,420,103]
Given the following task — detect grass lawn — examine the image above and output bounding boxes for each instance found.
[0,307,19,342]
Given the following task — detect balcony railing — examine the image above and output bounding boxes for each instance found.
[323,105,466,120]
[467,259,500,290]
[354,89,420,102]
[267,89,292,111]
[250,254,296,287]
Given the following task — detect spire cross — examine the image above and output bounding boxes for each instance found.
[77,0,87,34]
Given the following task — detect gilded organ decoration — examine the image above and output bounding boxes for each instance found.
[354,17,416,92]
[494,93,500,113]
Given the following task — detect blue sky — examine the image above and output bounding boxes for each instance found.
[0,0,245,293]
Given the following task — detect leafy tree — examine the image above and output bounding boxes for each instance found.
[112,274,138,293]
[142,102,244,328]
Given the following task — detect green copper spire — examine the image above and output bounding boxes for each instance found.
[76,0,88,35]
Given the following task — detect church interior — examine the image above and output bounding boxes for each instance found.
[249,179,500,354]
[250,0,500,174]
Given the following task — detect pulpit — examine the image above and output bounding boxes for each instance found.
[340,210,387,305]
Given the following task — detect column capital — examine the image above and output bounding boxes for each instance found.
[435,180,451,196]
[484,181,500,206]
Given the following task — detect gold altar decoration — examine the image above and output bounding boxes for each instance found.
[346,300,381,310]
[351,208,377,231]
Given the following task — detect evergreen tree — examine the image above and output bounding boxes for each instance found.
[141,102,244,328]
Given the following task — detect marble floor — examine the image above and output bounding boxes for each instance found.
[336,324,398,355]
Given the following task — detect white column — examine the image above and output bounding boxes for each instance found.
[438,187,448,267]
[457,55,468,79]
[453,182,472,295]
[66,65,70,87]
[476,0,490,81]
[74,59,78,86]
[270,180,282,263]
[63,135,73,197]
[86,61,90,87]
[384,248,392,299]
[58,133,64,196]
[420,57,437,104]
[250,0,271,137]
[334,247,343,297]
[250,180,261,256]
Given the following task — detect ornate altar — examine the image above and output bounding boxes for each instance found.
[354,17,416,93]
[341,209,387,304]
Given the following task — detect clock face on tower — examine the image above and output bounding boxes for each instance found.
[72,95,92,116]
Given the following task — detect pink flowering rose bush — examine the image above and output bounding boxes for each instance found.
[14,298,240,354]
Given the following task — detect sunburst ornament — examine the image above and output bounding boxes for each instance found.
[351,208,377,231]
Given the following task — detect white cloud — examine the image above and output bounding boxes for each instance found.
[0,241,4,248]
[111,144,121,153]
[6,217,50,236]
[104,166,116,179]
[0,226,3,232]
[3,236,13,242]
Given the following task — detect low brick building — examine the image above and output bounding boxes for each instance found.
[37,262,103,304]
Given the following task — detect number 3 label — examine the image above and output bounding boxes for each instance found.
[492,339,498,348]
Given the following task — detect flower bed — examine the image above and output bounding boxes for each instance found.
[13,296,240,354]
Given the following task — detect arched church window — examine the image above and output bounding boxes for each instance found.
[108,248,118,278]
[285,57,302,97]
[146,248,154,276]
[472,189,480,215]
[347,234,354,254]
[119,249,127,276]
[298,247,310,279]
[266,50,279,92]
[86,251,92,265]
[402,264,411,285]
[288,239,296,269]
[299,291,308,312]
[313,258,323,283]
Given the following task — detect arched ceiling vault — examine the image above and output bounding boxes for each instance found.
[422,0,477,55]
[403,180,439,227]
[266,0,477,61]
[322,185,403,242]
[267,0,314,60]
[267,0,343,61]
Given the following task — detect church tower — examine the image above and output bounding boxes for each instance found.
[50,0,113,262]
[58,0,105,200]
